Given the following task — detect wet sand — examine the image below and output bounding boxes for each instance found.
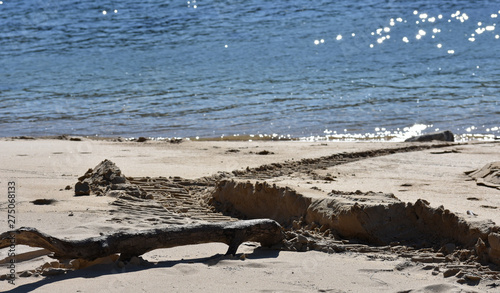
[1,137,500,292]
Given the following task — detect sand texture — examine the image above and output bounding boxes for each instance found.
[1,137,500,292]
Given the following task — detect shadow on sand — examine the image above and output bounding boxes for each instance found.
[4,247,280,292]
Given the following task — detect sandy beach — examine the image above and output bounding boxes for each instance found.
[1,137,500,292]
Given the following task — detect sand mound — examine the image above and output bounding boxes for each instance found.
[467,161,500,190]
[74,159,147,198]
[211,179,500,266]
[210,181,310,226]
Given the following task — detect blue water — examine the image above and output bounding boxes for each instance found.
[1,0,499,140]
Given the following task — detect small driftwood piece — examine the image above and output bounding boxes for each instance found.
[0,219,283,261]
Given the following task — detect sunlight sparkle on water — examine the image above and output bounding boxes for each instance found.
[466,126,476,132]
[398,124,432,141]
[416,30,426,40]
[318,8,498,72]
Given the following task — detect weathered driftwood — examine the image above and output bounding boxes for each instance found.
[0,219,283,261]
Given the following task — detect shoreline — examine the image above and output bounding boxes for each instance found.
[1,138,499,292]
[4,131,500,143]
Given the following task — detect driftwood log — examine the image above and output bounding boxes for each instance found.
[0,219,283,261]
[404,130,454,142]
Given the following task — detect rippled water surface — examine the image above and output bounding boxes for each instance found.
[1,0,499,139]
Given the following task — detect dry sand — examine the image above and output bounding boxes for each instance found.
[1,137,500,292]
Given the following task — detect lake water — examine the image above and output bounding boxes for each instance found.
[1,0,499,140]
